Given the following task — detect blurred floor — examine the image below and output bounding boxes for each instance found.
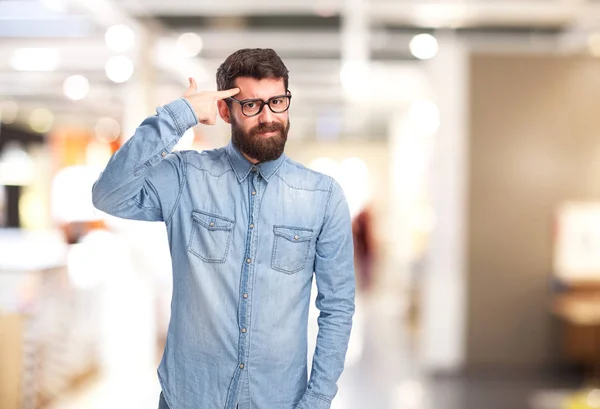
[45,266,582,409]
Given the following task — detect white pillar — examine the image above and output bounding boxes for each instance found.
[122,29,157,141]
[420,31,469,372]
[341,0,369,63]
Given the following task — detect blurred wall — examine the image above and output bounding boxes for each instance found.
[467,54,600,369]
[287,140,390,238]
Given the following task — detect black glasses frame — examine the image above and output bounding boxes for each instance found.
[226,92,292,117]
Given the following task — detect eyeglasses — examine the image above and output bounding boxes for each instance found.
[226,92,292,117]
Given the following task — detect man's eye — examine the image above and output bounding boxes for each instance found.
[271,98,283,105]
[244,102,257,109]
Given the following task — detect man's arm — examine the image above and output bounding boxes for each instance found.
[296,180,356,409]
[91,97,198,222]
[92,80,239,222]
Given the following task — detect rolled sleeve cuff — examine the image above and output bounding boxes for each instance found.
[163,97,198,135]
[296,392,332,409]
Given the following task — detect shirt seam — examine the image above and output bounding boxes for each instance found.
[137,179,162,212]
[305,391,332,404]
[180,97,199,124]
[225,145,250,182]
[163,103,185,136]
[132,196,161,212]
[165,152,188,226]
[273,173,329,192]
[261,155,286,182]
[320,177,336,228]
[284,157,324,176]
[187,161,234,178]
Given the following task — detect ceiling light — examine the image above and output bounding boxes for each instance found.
[176,33,203,58]
[29,108,54,133]
[105,56,134,83]
[105,24,135,52]
[63,75,90,101]
[409,34,439,60]
[95,117,121,143]
[0,100,18,124]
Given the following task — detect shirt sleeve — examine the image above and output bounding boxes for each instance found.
[296,179,356,409]
[91,98,198,223]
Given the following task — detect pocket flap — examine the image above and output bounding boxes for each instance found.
[192,210,235,230]
[273,225,313,242]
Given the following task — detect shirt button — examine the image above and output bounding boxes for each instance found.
[239,363,245,369]
[241,328,247,333]
[243,293,248,299]
[161,151,167,157]
[251,191,256,196]
[246,258,251,264]
[294,235,299,240]
[250,224,254,229]
[251,167,257,173]
[209,222,215,227]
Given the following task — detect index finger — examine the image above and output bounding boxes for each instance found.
[212,88,240,100]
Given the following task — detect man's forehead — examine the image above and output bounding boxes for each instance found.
[234,77,285,98]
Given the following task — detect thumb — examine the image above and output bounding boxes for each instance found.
[183,77,197,97]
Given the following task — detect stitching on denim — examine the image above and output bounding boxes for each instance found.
[163,104,184,135]
[285,158,326,177]
[305,391,332,404]
[273,173,329,192]
[132,196,161,212]
[180,97,199,124]
[187,219,233,263]
[133,162,150,177]
[271,226,312,275]
[224,147,251,182]
[319,177,336,229]
[165,152,188,226]
[187,161,234,178]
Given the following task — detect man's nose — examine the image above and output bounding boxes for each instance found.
[258,103,275,123]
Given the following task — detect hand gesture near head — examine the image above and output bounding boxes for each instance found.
[183,78,239,125]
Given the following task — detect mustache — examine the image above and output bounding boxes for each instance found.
[251,122,285,135]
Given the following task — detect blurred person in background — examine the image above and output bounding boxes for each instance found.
[91,48,355,409]
[352,204,375,294]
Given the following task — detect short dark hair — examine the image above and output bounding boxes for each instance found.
[216,48,289,92]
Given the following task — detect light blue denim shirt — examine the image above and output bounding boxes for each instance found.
[91,98,355,409]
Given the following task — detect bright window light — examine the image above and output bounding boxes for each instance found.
[10,48,59,71]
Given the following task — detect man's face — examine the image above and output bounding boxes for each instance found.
[225,77,290,163]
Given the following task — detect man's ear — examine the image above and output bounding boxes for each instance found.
[217,100,231,124]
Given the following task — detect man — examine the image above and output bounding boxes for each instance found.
[92,48,355,409]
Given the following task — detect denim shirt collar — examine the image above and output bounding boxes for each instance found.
[225,140,286,183]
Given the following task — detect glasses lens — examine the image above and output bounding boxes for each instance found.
[242,100,262,116]
[269,96,290,113]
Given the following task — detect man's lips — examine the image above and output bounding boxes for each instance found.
[257,130,278,136]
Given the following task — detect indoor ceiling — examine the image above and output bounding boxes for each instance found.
[1,0,599,142]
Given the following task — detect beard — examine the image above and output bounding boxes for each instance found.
[231,117,290,163]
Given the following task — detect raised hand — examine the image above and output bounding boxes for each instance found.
[182,78,239,125]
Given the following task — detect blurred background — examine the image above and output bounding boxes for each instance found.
[3,0,600,408]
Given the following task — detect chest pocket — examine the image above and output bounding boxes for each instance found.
[271,225,313,274]
[188,210,235,263]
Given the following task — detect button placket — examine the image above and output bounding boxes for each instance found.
[237,171,260,382]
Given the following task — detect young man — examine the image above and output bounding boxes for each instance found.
[92,48,355,409]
